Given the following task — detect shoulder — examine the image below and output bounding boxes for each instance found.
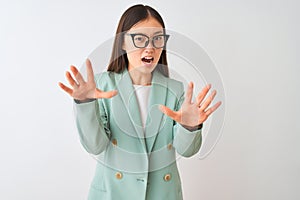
[159,74,184,96]
[167,78,185,99]
[94,71,115,81]
[167,77,184,92]
[94,71,120,88]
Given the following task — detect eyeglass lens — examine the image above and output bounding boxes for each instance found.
[133,34,167,48]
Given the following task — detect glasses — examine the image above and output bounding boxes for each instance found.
[126,33,170,49]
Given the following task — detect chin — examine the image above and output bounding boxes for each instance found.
[138,66,155,75]
[135,62,156,72]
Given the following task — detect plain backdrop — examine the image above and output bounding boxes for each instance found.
[0,0,299,199]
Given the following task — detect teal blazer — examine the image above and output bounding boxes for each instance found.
[75,68,202,200]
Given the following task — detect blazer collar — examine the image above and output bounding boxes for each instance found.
[115,67,168,153]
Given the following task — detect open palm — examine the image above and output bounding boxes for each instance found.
[159,82,221,128]
[58,59,118,102]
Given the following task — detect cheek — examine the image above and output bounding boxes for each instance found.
[127,50,142,64]
[155,50,163,61]
[123,38,136,53]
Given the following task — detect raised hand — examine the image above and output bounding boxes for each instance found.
[159,82,221,128]
[58,59,118,102]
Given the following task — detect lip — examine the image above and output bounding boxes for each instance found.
[142,60,153,67]
[141,56,154,61]
[141,56,154,66]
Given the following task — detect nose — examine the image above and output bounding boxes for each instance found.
[145,40,154,53]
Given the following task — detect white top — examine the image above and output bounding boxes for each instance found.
[133,84,152,131]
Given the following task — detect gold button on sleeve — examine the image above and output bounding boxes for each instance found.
[112,139,117,146]
[164,173,171,181]
[115,172,123,179]
[167,143,172,150]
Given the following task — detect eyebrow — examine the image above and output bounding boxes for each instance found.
[153,30,163,34]
[130,30,164,35]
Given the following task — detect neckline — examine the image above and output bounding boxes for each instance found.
[133,84,152,87]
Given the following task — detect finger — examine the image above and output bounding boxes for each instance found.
[200,89,217,111]
[95,89,118,99]
[86,59,95,83]
[58,82,73,96]
[70,65,85,85]
[196,84,211,106]
[205,101,222,116]
[66,71,78,87]
[159,105,181,122]
[185,82,194,104]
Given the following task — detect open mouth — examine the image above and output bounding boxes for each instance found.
[141,57,154,64]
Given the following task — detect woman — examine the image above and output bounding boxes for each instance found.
[59,4,221,200]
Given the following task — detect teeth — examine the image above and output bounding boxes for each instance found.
[142,57,154,63]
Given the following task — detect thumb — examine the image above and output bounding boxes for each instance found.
[95,88,118,99]
[159,105,179,121]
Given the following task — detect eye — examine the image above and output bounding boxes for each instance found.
[134,35,146,42]
[153,35,163,41]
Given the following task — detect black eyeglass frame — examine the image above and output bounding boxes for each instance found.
[126,33,170,49]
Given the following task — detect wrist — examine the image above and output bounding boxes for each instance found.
[181,123,203,131]
[74,98,96,104]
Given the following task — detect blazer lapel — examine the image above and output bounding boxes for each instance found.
[144,69,168,153]
[113,69,147,153]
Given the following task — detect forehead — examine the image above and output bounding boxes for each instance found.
[128,17,164,34]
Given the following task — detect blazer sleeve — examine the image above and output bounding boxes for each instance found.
[73,75,111,155]
[172,83,202,158]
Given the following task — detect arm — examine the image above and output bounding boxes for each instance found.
[74,99,111,155]
[172,89,203,157]
[58,59,117,155]
[160,81,222,157]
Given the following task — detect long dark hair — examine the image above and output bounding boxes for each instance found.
[107,4,169,77]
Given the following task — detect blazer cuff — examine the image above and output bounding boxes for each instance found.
[173,123,202,157]
[74,98,96,104]
[181,123,203,132]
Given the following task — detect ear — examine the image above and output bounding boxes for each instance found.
[122,41,126,51]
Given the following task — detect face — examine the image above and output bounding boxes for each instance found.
[122,17,165,75]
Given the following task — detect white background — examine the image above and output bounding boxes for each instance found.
[1,0,299,199]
